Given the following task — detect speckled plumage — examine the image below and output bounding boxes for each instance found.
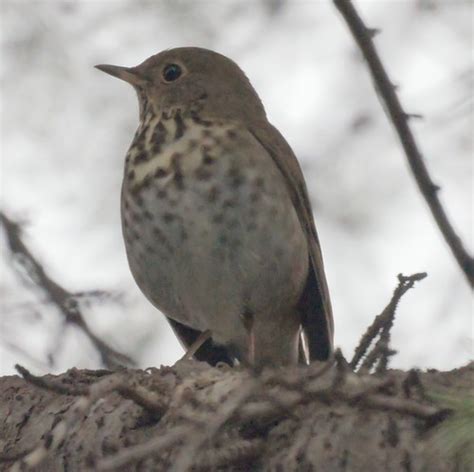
[97,47,334,367]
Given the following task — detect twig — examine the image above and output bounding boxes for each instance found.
[240,370,445,424]
[171,377,259,472]
[333,0,474,288]
[351,272,427,370]
[97,374,258,471]
[179,329,212,361]
[15,364,88,396]
[117,379,168,417]
[96,426,188,471]
[402,369,426,399]
[362,393,450,422]
[15,364,167,416]
[364,339,396,375]
[0,211,133,369]
[375,329,397,374]
[195,438,264,470]
[332,348,350,389]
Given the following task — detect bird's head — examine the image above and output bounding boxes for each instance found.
[95,47,266,123]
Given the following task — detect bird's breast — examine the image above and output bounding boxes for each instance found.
[121,111,309,339]
[123,111,238,192]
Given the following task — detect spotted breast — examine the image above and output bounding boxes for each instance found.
[121,108,309,365]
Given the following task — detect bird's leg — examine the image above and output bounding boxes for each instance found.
[179,329,213,361]
[240,309,255,365]
[298,329,310,365]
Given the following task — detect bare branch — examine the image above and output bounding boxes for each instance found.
[361,393,449,421]
[358,338,396,374]
[0,211,134,369]
[194,438,264,470]
[8,356,454,471]
[333,0,474,288]
[96,427,189,471]
[351,272,427,370]
[15,363,169,419]
[171,377,259,472]
[15,364,88,396]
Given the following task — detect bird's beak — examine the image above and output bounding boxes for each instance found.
[94,64,147,87]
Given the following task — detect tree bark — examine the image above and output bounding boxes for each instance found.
[1,359,472,471]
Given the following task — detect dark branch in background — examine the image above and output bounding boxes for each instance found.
[351,272,427,372]
[0,211,134,369]
[333,0,474,288]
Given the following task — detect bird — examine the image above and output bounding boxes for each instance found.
[96,47,334,368]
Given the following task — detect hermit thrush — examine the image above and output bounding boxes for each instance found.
[96,47,334,367]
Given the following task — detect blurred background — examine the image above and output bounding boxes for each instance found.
[0,0,472,375]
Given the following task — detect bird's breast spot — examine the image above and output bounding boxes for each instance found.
[130,124,233,189]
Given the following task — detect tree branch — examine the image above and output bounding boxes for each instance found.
[351,272,427,371]
[0,211,134,369]
[5,356,458,471]
[333,0,474,288]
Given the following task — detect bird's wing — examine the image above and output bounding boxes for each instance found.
[248,122,334,361]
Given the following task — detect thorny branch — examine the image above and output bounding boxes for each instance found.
[333,0,474,288]
[0,211,133,369]
[351,272,427,371]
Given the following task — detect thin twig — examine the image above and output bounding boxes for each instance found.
[97,376,259,471]
[0,211,133,369]
[358,339,395,374]
[15,364,88,396]
[171,377,259,472]
[195,438,264,470]
[96,427,188,471]
[15,364,167,416]
[402,369,427,400]
[375,327,397,374]
[351,272,427,370]
[117,380,168,416]
[333,0,474,288]
[362,393,450,422]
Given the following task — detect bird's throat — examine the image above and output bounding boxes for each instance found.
[124,109,235,194]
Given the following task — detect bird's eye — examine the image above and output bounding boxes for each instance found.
[162,64,182,82]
